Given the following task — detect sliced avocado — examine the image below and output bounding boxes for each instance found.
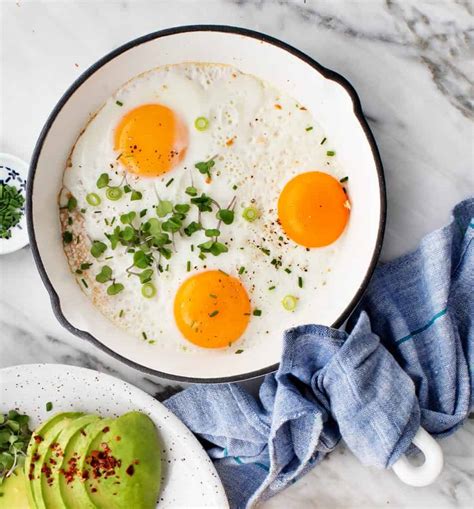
[25,412,83,509]
[0,469,29,509]
[59,418,113,509]
[41,414,101,509]
[85,412,161,509]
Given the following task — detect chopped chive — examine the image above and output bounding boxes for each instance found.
[238,266,245,275]
[141,283,156,299]
[253,309,262,316]
[116,100,123,106]
[119,309,124,318]
[142,332,148,340]
[46,402,53,412]
[305,126,313,131]
[191,244,194,252]
[209,294,217,299]
[320,137,327,145]
[194,116,210,131]
[326,150,335,157]
[268,285,276,291]
[284,268,292,274]
[340,176,349,183]
[209,310,219,318]
[165,178,174,187]
[232,184,238,190]
[75,269,83,275]
[104,218,109,226]
[80,208,86,213]
[260,247,270,256]
[148,340,156,345]
[242,206,259,222]
[165,264,170,271]
[140,209,147,217]
[106,187,123,201]
[282,294,298,311]
[105,256,113,260]
[186,261,191,272]
[81,278,88,288]
[199,252,206,260]
[218,269,228,276]
[298,276,303,288]
[235,349,244,354]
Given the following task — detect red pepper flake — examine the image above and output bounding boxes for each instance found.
[34,435,44,443]
[102,426,110,433]
[32,453,41,463]
[86,442,121,481]
[125,465,135,476]
[49,458,57,466]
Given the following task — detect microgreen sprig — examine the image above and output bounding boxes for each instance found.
[0,410,32,485]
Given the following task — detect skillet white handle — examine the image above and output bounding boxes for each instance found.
[392,427,443,487]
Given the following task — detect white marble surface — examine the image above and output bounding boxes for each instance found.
[1,0,473,507]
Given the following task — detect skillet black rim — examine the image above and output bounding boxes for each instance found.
[27,25,387,384]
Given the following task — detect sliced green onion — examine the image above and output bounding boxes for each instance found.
[106,187,123,201]
[282,294,298,311]
[141,283,156,299]
[242,206,259,222]
[86,192,101,206]
[194,116,209,131]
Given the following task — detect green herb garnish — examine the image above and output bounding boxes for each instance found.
[67,196,77,211]
[209,310,219,318]
[116,100,123,106]
[320,137,327,145]
[96,173,110,189]
[195,157,216,180]
[0,409,32,484]
[194,117,209,131]
[0,184,25,239]
[253,309,262,316]
[326,150,335,157]
[242,206,259,222]
[165,178,174,188]
[298,276,303,288]
[62,231,73,244]
[95,265,112,283]
[45,402,53,412]
[107,282,124,295]
[90,240,107,258]
[305,126,313,132]
[217,209,234,225]
[86,193,101,206]
[141,282,156,299]
[340,176,349,183]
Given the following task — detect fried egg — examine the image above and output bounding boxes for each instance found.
[60,63,350,353]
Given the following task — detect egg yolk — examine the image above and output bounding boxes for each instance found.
[174,270,251,348]
[278,171,349,248]
[114,104,188,177]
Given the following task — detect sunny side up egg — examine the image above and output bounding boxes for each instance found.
[60,63,350,353]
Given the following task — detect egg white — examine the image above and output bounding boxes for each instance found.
[61,63,346,353]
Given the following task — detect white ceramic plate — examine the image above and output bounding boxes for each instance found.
[27,26,386,382]
[0,364,228,508]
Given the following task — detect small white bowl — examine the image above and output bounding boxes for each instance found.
[0,152,29,255]
[28,26,386,383]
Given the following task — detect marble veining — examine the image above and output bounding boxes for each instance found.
[1,1,473,508]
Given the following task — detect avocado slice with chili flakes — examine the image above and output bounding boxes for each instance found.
[84,412,161,509]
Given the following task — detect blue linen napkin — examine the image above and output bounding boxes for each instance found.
[165,198,473,508]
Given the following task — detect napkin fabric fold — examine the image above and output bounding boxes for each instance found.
[165,198,473,508]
